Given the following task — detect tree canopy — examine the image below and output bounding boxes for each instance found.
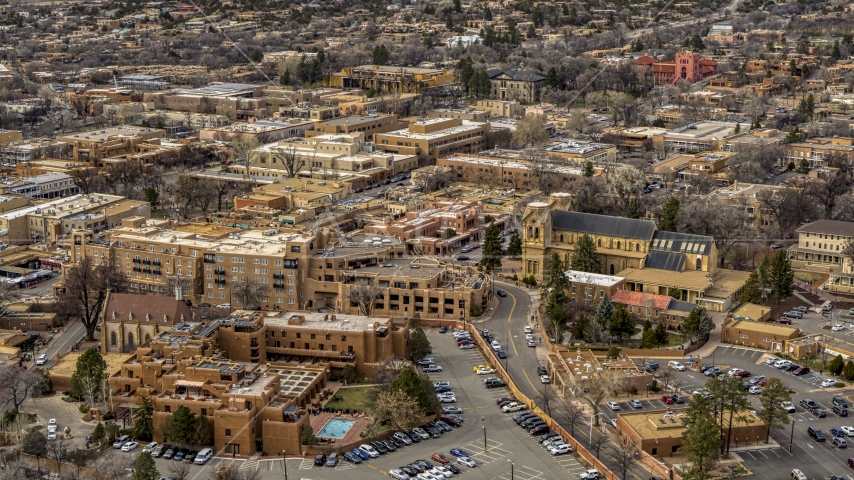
[570,233,601,273]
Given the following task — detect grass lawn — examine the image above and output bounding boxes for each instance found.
[795,271,824,283]
[324,386,379,412]
[624,333,686,349]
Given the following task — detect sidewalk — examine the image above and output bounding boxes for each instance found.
[690,311,729,358]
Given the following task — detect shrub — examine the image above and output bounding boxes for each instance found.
[649,380,660,393]
[834,382,846,388]
[79,403,89,414]
[103,413,114,420]
[629,386,638,396]
[607,346,620,359]
[470,304,483,317]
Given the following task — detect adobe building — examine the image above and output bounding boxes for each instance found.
[721,319,799,351]
[616,410,768,457]
[99,292,194,353]
[374,118,489,161]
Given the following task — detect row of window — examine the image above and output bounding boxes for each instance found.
[270,331,347,341]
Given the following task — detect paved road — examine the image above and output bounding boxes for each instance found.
[34,320,87,369]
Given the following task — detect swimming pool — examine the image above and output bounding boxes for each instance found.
[317,418,355,439]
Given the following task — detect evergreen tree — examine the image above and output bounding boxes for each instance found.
[570,233,601,273]
[131,395,154,441]
[526,23,536,39]
[798,94,815,121]
[682,306,714,344]
[132,451,159,480]
[786,126,804,143]
[594,295,614,327]
[70,349,108,401]
[192,414,212,446]
[457,57,474,93]
[583,161,594,177]
[250,48,262,63]
[667,286,681,299]
[829,354,845,375]
[640,323,657,349]
[544,67,560,89]
[280,69,291,86]
[680,393,721,476]
[740,270,762,304]
[452,0,461,12]
[390,366,430,410]
[372,44,389,65]
[733,123,740,134]
[91,422,105,445]
[659,196,680,232]
[767,249,794,303]
[623,197,640,219]
[167,406,195,446]
[505,231,522,258]
[654,321,668,346]
[832,41,841,60]
[845,360,854,381]
[608,304,635,342]
[758,377,792,441]
[480,221,502,271]
[409,328,432,362]
[796,158,811,174]
[484,6,492,20]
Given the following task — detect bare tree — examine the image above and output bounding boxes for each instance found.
[231,281,269,310]
[105,162,144,199]
[561,396,586,437]
[538,383,556,417]
[525,150,560,195]
[611,440,639,480]
[70,168,98,196]
[512,114,549,148]
[570,369,628,426]
[230,136,261,179]
[175,175,199,218]
[209,464,261,480]
[45,437,68,475]
[589,430,609,459]
[270,144,305,178]
[169,460,192,480]
[67,95,97,124]
[608,164,647,212]
[0,365,45,411]
[344,280,384,316]
[54,256,128,341]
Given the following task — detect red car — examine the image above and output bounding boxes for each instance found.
[777,318,793,325]
[496,396,514,405]
[733,370,751,378]
[661,395,674,405]
[757,379,767,386]
[431,453,449,464]
[457,339,471,346]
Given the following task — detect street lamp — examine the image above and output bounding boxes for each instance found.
[508,460,514,480]
[482,425,487,452]
[282,450,288,480]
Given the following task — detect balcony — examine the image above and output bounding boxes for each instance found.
[204,255,216,263]
[215,268,225,275]
[142,259,151,265]
[132,258,141,263]
[133,266,142,273]
[153,269,162,276]
[153,260,161,267]
[273,273,284,280]
[143,267,152,274]
[215,278,226,284]
[273,282,285,289]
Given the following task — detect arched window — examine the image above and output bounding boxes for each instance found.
[610,264,615,275]
[696,258,702,270]
[111,331,117,346]
[128,333,135,347]
[597,239,602,247]
[636,244,640,252]
[534,227,539,239]
[528,226,533,239]
[560,234,564,242]
[617,241,621,250]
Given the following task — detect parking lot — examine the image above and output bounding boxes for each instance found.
[148,328,587,479]
[655,345,854,480]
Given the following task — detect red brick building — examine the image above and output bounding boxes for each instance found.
[635,52,717,85]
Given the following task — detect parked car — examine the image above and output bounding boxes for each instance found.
[496,290,507,297]
[326,453,339,467]
[606,401,621,411]
[661,396,674,405]
[782,401,796,413]
[793,366,811,376]
[580,469,601,479]
[424,365,443,373]
[835,397,851,408]
[671,394,685,403]
[314,455,326,466]
[833,406,849,417]
[668,361,685,371]
[121,442,139,452]
[629,399,643,409]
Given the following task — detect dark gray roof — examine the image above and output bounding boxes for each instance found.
[669,300,696,313]
[796,219,854,237]
[651,231,714,255]
[486,68,546,82]
[644,250,685,272]
[552,211,655,240]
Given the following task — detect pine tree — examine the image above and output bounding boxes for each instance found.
[390,366,430,410]
[167,406,195,446]
[829,354,845,375]
[796,158,811,174]
[132,451,159,480]
[484,6,492,20]
[832,41,841,60]
[480,221,502,271]
[640,324,657,349]
[505,231,522,258]
[131,395,154,441]
[544,67,560,89]
[583,161,594,177]
[740,270,762,304]
[594,295,614,327]
[659,196,679,232]
[667,286,681,299]
[280,68,291,86]
[845,360,854,381]
[623,197,640,219]
[608,304,635,342]
[767,249,794,303]
[409,328,432,362]
[733,123,740,134]
[654,321,668,346]
[680,393,721,476]
[570,233,601,273]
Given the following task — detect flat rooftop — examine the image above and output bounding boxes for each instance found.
[725,319,798,336]
[49,351,132,377]
[621,409,764,440]
[443,156,583,175]
[565,270,624,287]
[322,114,392,126]
[663,121,740,141]
[382,120,485,140]
[545,139,614,154]
[266,311,391,331]
[58,126,161,142]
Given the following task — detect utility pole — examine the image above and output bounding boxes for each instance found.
[789,420,795,453]
[482,425,487,452]
[283,450,289,480]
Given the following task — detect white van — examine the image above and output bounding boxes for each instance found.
[194,447,213,465]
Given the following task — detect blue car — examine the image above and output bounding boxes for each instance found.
[435,386,453,393]
[343,452,362,463]
[498,350,507,359]
[450,448,469,457]
[352,448,370,460]
[439,326,447,333]
[830,428,846,437]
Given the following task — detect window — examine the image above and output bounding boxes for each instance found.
[111,331,117,346]
[740,334,748,339]
[696,258,702,270]
[291,246,301,252]
[225,429,231,437]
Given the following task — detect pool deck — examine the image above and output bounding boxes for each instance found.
[311,412,368,445]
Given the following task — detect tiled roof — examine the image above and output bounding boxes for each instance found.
[611,290,673,310]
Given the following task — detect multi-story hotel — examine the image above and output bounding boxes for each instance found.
[375,118,489,161]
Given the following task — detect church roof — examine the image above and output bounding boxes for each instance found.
[551,211,655,240]
[650,231,714,255]
[644,250,685,271]
[103,292,193,325]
